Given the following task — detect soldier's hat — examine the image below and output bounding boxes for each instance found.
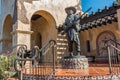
[65,7,76,14]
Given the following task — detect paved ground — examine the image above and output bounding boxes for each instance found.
[22,63,113,77]
[54,66,110,77]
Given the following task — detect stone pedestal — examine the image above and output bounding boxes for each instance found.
[62,57,88,69]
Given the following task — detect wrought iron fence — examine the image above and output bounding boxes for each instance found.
[14,40,56,80]
[0,44,28,80]
[105,39,120,76]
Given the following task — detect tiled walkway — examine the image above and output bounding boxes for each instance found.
[23,63,114,77]
[54,66,110,77]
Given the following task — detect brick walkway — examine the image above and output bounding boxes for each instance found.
[54,66,110,77]
[23,63,112,77]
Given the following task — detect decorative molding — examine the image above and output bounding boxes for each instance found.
[79,3,119,31]
[11,29,34,35]
[81,4,120,25]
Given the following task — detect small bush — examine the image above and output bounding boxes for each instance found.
[0,55,17,79]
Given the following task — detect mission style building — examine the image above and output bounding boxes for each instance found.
[0,0,120,63]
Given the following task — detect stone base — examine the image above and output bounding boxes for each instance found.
[95,56,109,63]
[62,57,88,69]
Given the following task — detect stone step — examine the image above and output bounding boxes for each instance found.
[95,57,109,63]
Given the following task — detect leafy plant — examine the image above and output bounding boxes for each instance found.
[0,55,18,79]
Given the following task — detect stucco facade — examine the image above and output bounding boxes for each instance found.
[0,0,81,62]
[0,0,120,63]
[0,0,16,53]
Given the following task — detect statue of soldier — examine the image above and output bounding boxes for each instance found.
[59,7,81,58]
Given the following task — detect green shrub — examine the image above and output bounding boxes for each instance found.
[0,55,17,79]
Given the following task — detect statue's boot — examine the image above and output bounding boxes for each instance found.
[76,52,81,57]
[75,52,85,58]
[76,52,86,58]
[69,52,74,57]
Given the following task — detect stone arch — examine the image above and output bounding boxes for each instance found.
[2,14,13,52]
[31,10,57,48]
[96,31,116,57]
[30,10,57,62]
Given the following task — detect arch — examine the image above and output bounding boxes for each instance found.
[2,14,13,52]
[31,10,56,27]
[30,10,57,62]
[30,10,57,47]
[96,31,116,57]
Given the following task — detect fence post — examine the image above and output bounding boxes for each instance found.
[107,45,112,74]
[52,45,55,75]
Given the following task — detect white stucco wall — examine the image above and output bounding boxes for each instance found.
[16,0,81,49]
[21,0,81,27]
[0,0,16,52]
[0,0,81,52]
[0,0,15,37]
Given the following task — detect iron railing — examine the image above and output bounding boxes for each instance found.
[105,39,120,75]
[14,40,56,80]
[0,44,28,80]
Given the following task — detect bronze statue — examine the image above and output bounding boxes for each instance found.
[58,7,81,57]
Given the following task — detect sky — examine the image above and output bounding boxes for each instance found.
[82,0,116,14]
[0,0,117,15]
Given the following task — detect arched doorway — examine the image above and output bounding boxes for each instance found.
[2,15,13,52]
[31,11,56,48]
[96,31,116,57]
[31,10,56,62]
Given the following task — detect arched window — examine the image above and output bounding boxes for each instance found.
[87,40,91,52]
[2,15,13,52]
[96,31,116,57]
